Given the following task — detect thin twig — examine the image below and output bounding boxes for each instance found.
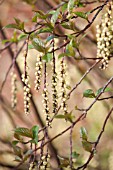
[76,106,113,170]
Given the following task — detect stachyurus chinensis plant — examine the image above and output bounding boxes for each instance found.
[1,0,113,170]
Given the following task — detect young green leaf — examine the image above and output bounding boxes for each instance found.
[18,33,27,41]
[61,23,71,30]
[4,24,20,29]
[13,145,23,158]
[46,35,55,42]
[14,132,23,141]
[58,53,69,59]
[32,38,45,52]
[95,87,112,96]
[12,140,19,146]
[14,127,32,138]
[83,89,95,98]
[23,150,32,161]
[55,114,67,119]
[67,0,75,13]
[32,15,38,22]
[55,113,74,123]
[14,18,21,25]
[72,151,80,159]
[66,43,75,57]
[31,125,39,144]
[1,39,10,44]
[80,127,88,140]
[61,3,68,12]
[14,156,22,162]
[82,140,92,152]
[37,27,53,34]
[51,9,60,26]
[28,44,34,49]
[74,11,88,20]
[33,10,47,19]
[42,53,52,62]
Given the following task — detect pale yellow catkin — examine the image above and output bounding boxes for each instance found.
[96,1,113,69]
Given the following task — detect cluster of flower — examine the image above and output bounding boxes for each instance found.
[51,62,58,114]
[96,1,113,69]
[35,55,42,91]
[60,58,68,115]
[42,87,51,127]
[29,162,37,170]
[22,73,31,115]
[40,153,50,170]
[11,72,17,110]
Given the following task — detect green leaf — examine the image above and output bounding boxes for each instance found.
[80,127,88,140]
[51,9,60,26]
[4,24,19,29]
[28,44,34,49]
[18,33,27,41]
[33,10,47,19]
[14,18,21,25]
[55,113,74,123]
[14,132,23,141]
[1,39,10,44]
[95,87,112,96]
[72,151,80,159]
[14,156,22,162]
[61,3,68,13]
[82,140,92,152]
[32,38,45,52]
[83,89,95,98]
[55,115,67,119]
[75,0,83,7]
[31,125,39,144]
[42,53,52,62]
[74,11,88,20]
[61,23,71,30]
[11,30,18,43]
[58,53,69,59]
[12,140,19,146]
[66,43,75,57]
[14,127,32,138]
[37,27,53,34]
[13,145,23,158]
[46,35,55,42]
[48,10,56,15]
[32,15,38,22]
[23,150,32,161]
[58,156,70,167]
[67,0,75,13]
[19,22,24,30]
